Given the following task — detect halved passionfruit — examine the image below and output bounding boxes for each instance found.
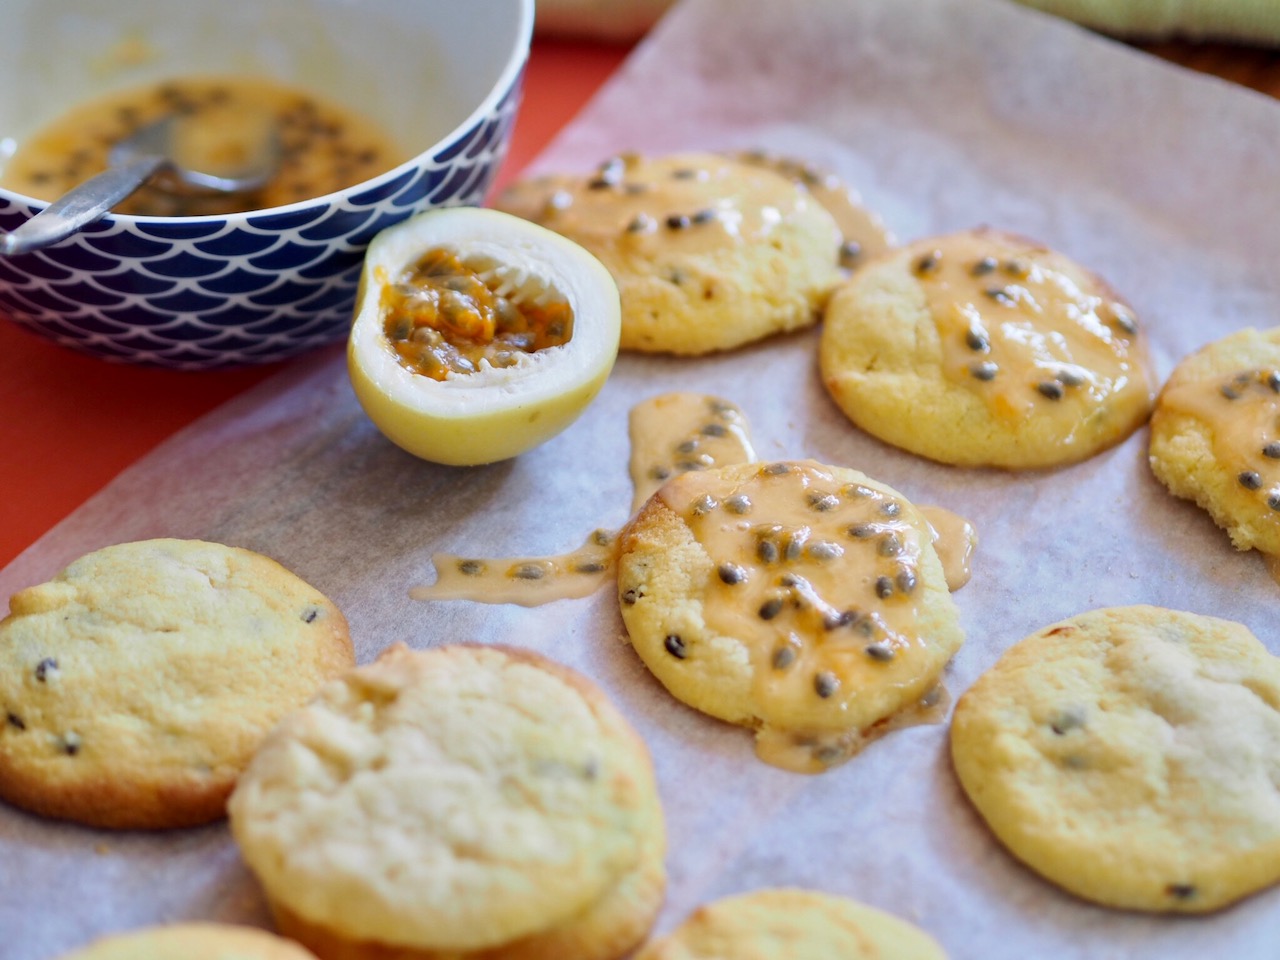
[348,207,622,465]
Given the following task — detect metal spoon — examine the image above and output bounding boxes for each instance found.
[0,112,279,257]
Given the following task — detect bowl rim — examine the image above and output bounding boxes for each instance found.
[0,0,535,226]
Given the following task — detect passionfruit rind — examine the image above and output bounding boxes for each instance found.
[348,207,621,466]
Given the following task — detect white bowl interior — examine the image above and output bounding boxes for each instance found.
[0,0,529,175]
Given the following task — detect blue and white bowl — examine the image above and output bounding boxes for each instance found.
[0,0,533,370]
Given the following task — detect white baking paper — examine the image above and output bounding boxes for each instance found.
[3,0,1280,956]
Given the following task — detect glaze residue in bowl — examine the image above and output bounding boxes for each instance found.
[0,0,532,369]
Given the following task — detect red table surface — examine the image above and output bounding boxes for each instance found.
[0,38,632,572]
[1,35,1277,573]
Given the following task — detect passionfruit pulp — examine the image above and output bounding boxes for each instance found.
[348,207,622,465]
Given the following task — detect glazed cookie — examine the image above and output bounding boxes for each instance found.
[728,149,895,273]
[950,605,1280,913]
[1149,326,1280,566]
[229,643,665,960]
[633,888,947,960]
[0,538,353,829]
[820,228,1156,468]
[52,923,318,960]
[495,152,844,355]
[616,459,965,773]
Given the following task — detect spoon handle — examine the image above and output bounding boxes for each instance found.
[0,155,167,257]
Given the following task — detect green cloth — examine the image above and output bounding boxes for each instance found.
[1014,0,1280,44]
[535,0,1280,45]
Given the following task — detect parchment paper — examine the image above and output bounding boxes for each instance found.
[4,0,1280,956]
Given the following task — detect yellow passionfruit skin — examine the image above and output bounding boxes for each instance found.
[348,207,621,466]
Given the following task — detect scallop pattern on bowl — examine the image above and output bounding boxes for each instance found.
[0,76,523,371]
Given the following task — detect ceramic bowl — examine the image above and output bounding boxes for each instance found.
[0,0,532,370]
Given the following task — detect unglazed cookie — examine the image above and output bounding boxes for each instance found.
[820,228,1156,469]
[950,605,1280,913]
[633,888,946,960]
[1149,326,1280,569]
[495,152,844,355]
[51,924,318,960]
[0,539,353,829]
[616,460,964,773]
[229,643,665,960]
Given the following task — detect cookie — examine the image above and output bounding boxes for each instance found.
[728,149,895,273]
[616,459,964,773]
[820,228,1156,468]
[495,152,844,355]
[228,643,665,960]
[1149,326,1280,565]
[0,538,353,829]
[52,923,318,959]
[270,806,666,960]
[950,605,1280,912]
[633,888,947,960]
